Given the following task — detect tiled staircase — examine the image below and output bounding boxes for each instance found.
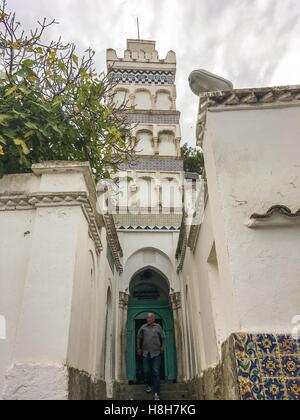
[115,382,196,400]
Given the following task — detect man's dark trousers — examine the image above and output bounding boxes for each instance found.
[143,353,161,395]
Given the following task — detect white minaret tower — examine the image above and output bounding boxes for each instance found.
[106,39,184,230]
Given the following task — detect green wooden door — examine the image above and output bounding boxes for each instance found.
[127,301,177,383]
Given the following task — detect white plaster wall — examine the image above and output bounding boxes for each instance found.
[0,210,35,397]
[0,201,83,399]
[67,224,118,383]
[0,164,113,399]
[205,106,300,334]
[181,201,221,373]
[14,206,81,363]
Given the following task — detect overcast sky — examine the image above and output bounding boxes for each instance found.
[7,0,300,146]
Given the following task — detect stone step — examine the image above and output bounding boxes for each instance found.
[118,382,189,391]
[115,382,195,401]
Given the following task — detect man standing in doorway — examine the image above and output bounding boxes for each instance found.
[137,313,165,400]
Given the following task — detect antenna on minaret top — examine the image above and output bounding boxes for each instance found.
[136,17,140,39]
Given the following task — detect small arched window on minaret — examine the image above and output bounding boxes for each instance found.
[134,89,152,110]
[114,88,129,108]
[155,90,172,110]
[158,130,177,157]
[136,130,154,156]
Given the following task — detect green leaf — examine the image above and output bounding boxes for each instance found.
[27,74,38,82]
[51,124,63,135]
[35,47,43,54]
[18,85,31,96]
[57,61,67,73]
[24,130,35,139]
[25,121,38,130]
[0,135,6,145]
[0,114,12,125]
[4,85,17,96]
[14,138,30,155]
[52,96,63,107]
[22,59,35,68]
[2,128,15,139]
[72,54,79,66]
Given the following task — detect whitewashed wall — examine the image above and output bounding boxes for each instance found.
[182,102,300,374]
[0,162,117,400]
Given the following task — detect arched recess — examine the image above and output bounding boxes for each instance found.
[104,287,113,398]
[135,175,157,208]
[114,88,129,108]
[127,268,177,383]
[155,89,172,110]
[134,88,152,110]
[135,129,153,156]
[160,176,182,210]
[122,247,175,292]
[158,130,177,156]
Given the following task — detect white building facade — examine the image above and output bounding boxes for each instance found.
[0,39,299,400]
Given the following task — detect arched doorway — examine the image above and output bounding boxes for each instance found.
[127,268,177,383]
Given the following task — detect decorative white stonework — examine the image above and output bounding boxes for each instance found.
[0,191,103,255]
[206,85,300,108]
[118,292,129,309]
[118,225,180,231]
[109,69,174,85]
[175,220,187,273]
[170,292,182,310]
[125,111,180,125]
[107,39,176,71]
[246,205,300,228]
[194,85,300,147]
[103,213,123,273]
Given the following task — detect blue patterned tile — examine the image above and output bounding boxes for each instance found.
[236,356,261,380]
[263,378,286,400]
[260,356,281,377]
[234,333,300,400]
[239,379,264,401]
[286,380,300,400]
[233,333,257,359]
[281,356,300,378]
[277,335,298,355]
[255,334,278,357]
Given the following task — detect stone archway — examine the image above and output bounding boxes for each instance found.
[126,268,177,384]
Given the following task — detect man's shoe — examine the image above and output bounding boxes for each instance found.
[154,393,160,400]
[146,386,152,393]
